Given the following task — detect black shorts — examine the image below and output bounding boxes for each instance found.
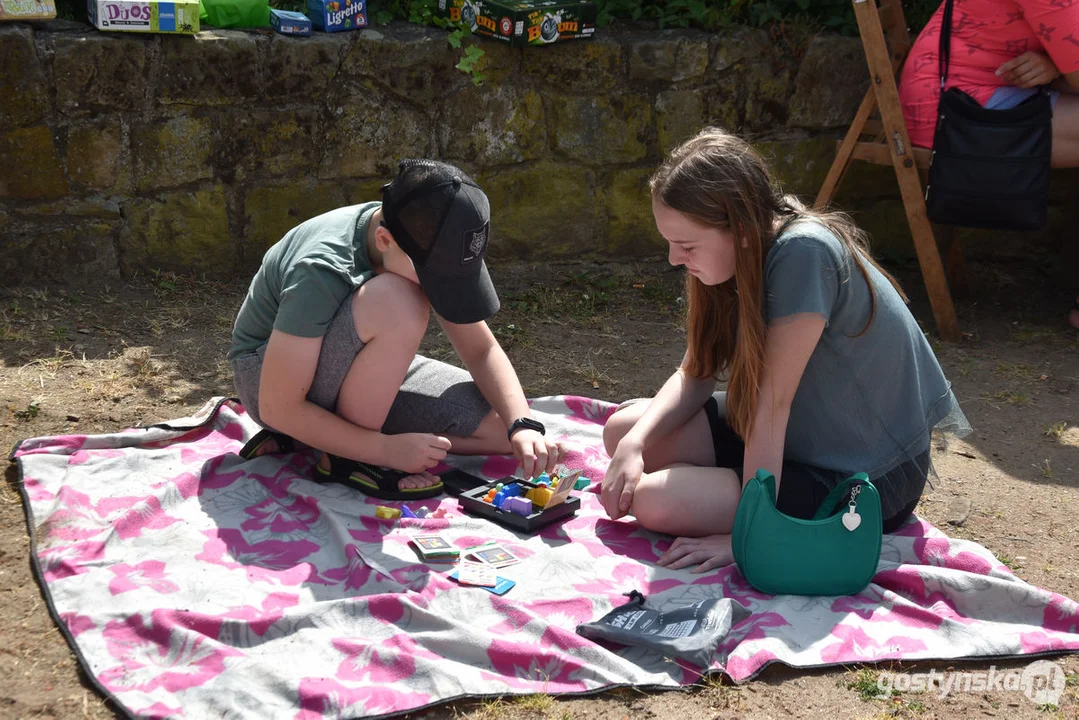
[704,396,925,534]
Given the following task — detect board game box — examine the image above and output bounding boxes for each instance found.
[88,0,199,33]
[436,0,595,47]
[0,0,56,21]
[459,472,581,533]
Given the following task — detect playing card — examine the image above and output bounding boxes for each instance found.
[456,561,497,587]
[541,469,581,510]
[466,543,520,568]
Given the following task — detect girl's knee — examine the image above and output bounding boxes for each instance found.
[627,475,673,530]
[602,403,643,455]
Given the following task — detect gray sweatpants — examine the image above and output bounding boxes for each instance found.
[230,289,491,438]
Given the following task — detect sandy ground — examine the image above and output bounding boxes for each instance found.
[1,255,1077,719]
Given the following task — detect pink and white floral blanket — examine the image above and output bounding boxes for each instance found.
[10,396,1079,719]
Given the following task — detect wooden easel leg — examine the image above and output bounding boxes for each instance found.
[815,89,878,209]
[853,0,962,342]
[939,226,969,296]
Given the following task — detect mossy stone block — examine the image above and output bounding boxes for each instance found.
[0,26,49,131]
[132,115,214,192]
[550,94,650,164]
[600,168,664,256]
[521,38,622,93]
[478,163,596,260]
[67,121,123,189]
[52,33,148,113]
[158,31,259,106]
[628,32,708,83]
[121,187,232,273]
[318,93,432,179]
[244,181,348,261]
[0,126,68,200]
[441,85,545,167]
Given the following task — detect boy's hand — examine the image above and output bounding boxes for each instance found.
[510,429,562,479]
[385,433,452,474]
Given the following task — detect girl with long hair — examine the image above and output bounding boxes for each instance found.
[601,127,970,573]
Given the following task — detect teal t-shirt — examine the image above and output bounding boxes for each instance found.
[228,202,380,361]
[762,219,969,480]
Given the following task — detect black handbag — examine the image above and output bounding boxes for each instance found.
[924,0,1053,231]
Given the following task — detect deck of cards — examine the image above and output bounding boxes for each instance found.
[462,541,520,568]
[409,533,459,563]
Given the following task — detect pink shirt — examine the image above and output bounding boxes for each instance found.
[898,0,1079,148]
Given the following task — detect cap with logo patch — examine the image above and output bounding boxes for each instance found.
[380,159,499,324]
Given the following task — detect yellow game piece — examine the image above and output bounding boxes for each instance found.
[524,488,535,501]
[532,487,552,507]
[375,506,401,519]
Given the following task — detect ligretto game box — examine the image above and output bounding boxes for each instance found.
[436,0,595,47]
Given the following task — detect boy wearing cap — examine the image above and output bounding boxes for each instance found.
[227,159,558,500]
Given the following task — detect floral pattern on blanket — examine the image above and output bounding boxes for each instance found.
[11,396,1079,719]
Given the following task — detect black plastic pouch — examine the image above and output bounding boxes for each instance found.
[575,590,750,668]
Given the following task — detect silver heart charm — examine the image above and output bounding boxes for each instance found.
[842,511,862,531]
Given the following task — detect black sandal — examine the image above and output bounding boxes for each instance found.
[314,454,444,501]
[238,429,295,460]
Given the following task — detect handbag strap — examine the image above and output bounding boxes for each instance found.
[938,0,955,89]
[810,473,871,521]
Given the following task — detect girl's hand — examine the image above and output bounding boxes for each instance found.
[510,429,562,479]
[657,534,734,573]
[601,442,644,520]
[997,51,1061,89]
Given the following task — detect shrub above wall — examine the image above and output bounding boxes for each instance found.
[0,17,1071,283]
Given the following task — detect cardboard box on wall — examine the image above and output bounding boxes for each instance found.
[436,0,596,47]
[270,7,311,35]
[0,0,57,21]
[306,0,366,32]
[88,0,199,33]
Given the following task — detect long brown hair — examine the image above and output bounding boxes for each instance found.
[649,128,907,442]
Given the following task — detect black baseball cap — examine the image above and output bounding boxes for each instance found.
[380,159,500,324]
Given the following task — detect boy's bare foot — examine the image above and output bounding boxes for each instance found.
[249,437,281,457]
[317,453,440,490]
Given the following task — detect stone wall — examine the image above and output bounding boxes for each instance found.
[0,20,1072,283]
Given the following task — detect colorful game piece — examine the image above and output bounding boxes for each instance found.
[574,476,590,490]
[375,506,401,520]
[502,496,532,516]
[400,506,417,518]
[415,507,429,518]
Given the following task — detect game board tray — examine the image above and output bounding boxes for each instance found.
[459,477,581,533]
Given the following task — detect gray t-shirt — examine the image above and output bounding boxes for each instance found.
[228,202,380,361]
[763,219,968,480]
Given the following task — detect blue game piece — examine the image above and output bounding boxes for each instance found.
[401,506,417,518]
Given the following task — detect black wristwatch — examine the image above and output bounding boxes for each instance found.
[507,417,545,441]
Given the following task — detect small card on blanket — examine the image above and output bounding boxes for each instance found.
[542,469,581,509]
[463,542,520,568]
[410,533,460,562]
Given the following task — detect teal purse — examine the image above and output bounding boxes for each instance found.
[731,469,883,596]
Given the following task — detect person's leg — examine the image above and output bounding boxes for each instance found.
[1051,93,1079,169]
[1048,93,1079,326]
[602,397,720,471]
[379,355,507,455]
[334,273,431,430]
[312,273,436,489]
[604,393,744,536]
